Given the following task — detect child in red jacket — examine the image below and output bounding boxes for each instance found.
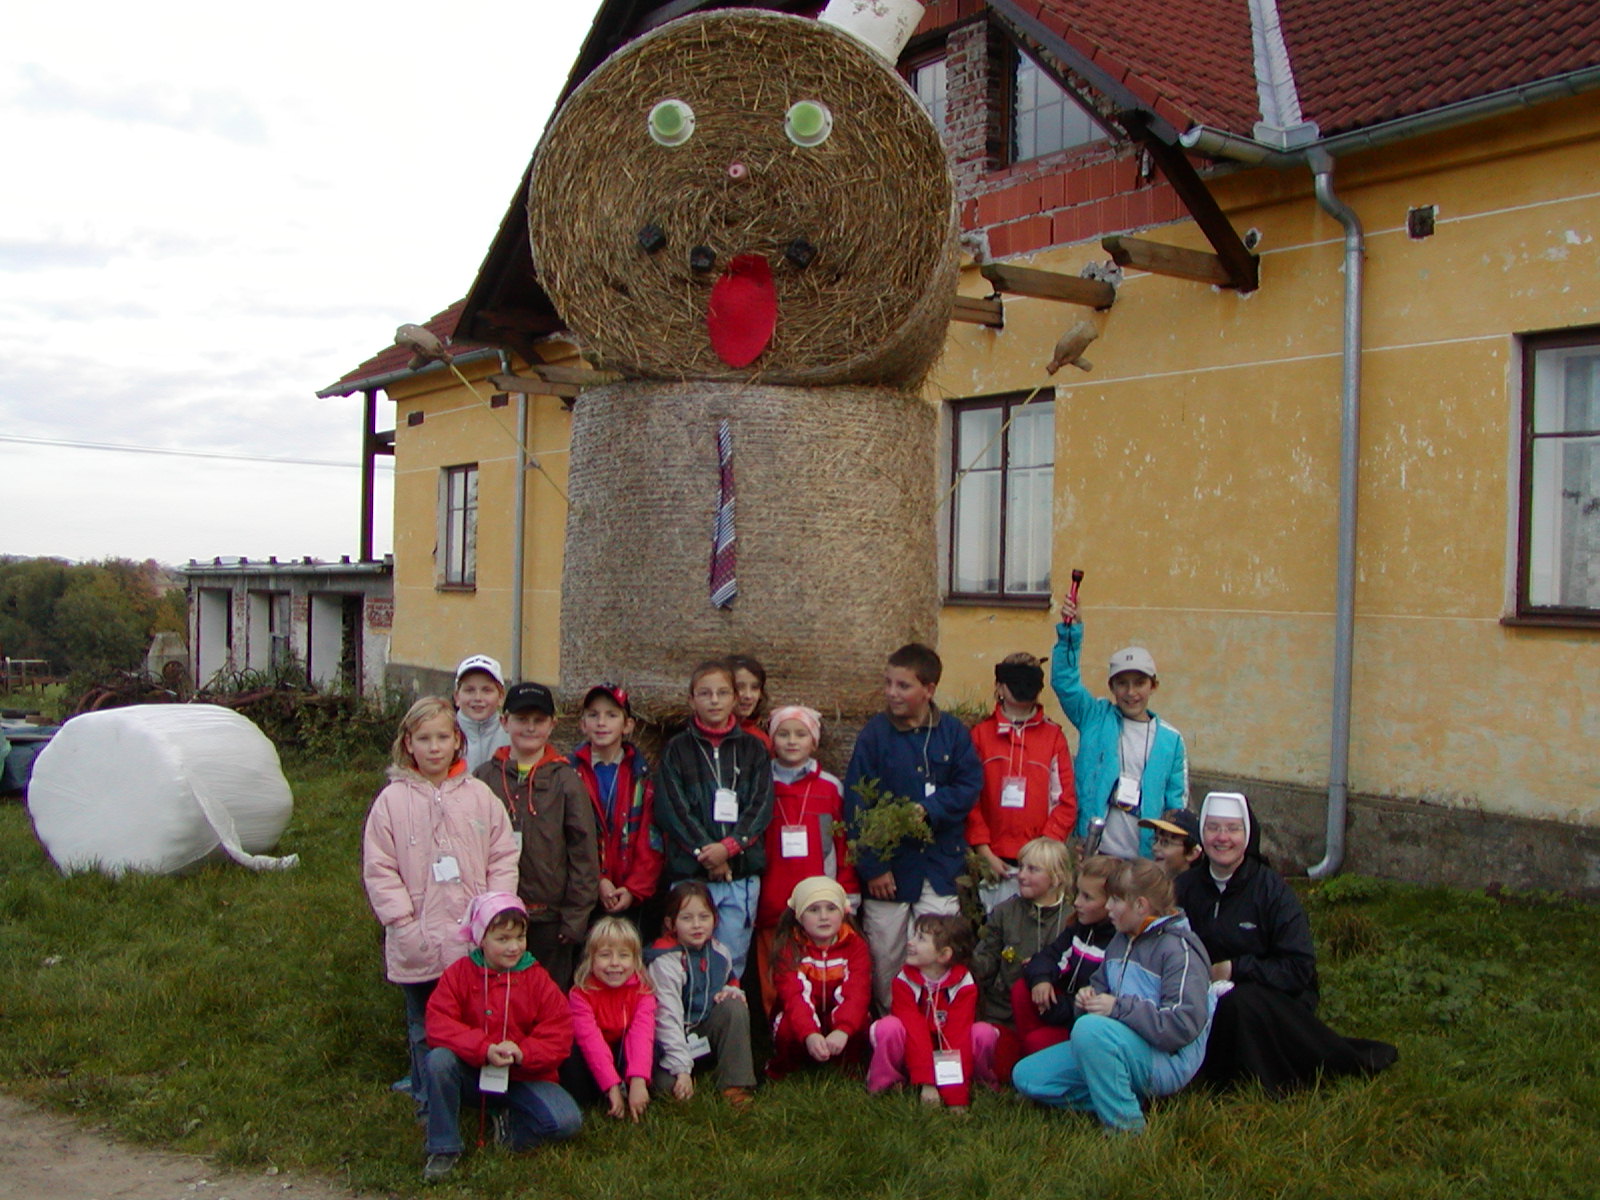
[866,914,999,1111]
[572,684,664,932]
[766,876,872,1081]
[420,892,581,1184]
[754,705,859,998]
[966,653,1076,912]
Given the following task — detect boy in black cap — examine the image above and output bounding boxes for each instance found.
[1139,808,1201,878]
[475,681,599,988]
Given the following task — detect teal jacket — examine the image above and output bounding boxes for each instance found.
[1050,621,1188,852]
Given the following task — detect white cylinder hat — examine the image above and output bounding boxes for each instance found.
[818,0,926,63]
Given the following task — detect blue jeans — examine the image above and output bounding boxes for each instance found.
[400,981,437,1112]
[705,877,760,979]
[1011,1014,1154,1132]
[421,1047,583,1155]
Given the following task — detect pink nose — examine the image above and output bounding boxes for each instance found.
[727,161,747,180]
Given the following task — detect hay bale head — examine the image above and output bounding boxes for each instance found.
[560,381,939,715]
[530,10,957,388]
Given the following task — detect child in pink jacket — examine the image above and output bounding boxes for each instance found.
[362,696,519,1114]
[562,917,658,1122]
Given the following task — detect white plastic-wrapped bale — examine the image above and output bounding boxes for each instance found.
[28,705,299,876]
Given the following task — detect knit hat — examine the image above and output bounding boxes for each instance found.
[788,875,849,916]
[459,891,527,944]
[768,704,822,743]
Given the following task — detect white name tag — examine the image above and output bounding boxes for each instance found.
[478,1063,510,1093]
[713,788,739,822]
[1114,775,1141,811]
[511,830,523,854]
[780,824,809,858]
[932,1049,964,1086]
[924,781,936,798]
[1001,775,1027,808]
[686,1033,712,1059]
[432,855,461,883]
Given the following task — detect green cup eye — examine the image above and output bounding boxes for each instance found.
[785,100,833,147]
[648,99,695,147]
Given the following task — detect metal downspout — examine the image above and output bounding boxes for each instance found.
[1308,149,1363,879]
[503,350,528,681]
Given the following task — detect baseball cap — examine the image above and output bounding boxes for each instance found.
[1139,808,1199,842]
[581,683,632,716]
[454,654,505,688]
[1107,646,1157,681]
[503,681,556,715]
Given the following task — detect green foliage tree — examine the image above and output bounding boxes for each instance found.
[0,555,185,673]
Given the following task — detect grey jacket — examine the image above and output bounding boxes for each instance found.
[1091,911,1213,1095]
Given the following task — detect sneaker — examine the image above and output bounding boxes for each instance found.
[422,1153,459,1184]
[721,1086,754,1109]
[391,1075,414,1095]
[490,1108,512,1146]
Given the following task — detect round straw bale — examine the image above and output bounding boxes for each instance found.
[530,10,957,389]
[559,381,939,716]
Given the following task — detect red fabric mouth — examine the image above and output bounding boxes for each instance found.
[707,254,777,368]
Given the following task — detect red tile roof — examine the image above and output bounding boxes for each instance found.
[1025,0,1600,140]
[1028,0,1259,136]
[1281,0,1600,135]
[318,299,494,397]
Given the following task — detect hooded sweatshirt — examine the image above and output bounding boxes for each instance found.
[1090,911,1213,1096]
[457,710,510,773]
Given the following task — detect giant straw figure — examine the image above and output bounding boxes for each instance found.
[530,1,955,715]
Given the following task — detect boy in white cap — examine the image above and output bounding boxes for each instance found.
[454,654,510,771]
[1051,595,1188,859]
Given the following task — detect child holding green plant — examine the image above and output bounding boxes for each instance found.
[844,643,983,1011]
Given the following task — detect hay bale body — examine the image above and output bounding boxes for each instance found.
[561,382,938,715]
[530,11,957,388]
[28,704,297,876]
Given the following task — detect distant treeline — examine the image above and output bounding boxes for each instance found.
[0,556,186,675]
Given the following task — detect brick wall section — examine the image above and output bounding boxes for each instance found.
[922,14,1185,259]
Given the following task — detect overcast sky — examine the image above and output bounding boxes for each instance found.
[1,0,602,566]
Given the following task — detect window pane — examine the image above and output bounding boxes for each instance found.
[1010,401,1055,467]
[1529,435,1600,607]
[958,406,1003,470]
[1013,53,1105,161]
[954,471,1002,593]
[911,58,947,134]
[1005,465,1053,593]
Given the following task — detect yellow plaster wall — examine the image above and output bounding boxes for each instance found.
[932,95,1600,826]
[387,355,575,687]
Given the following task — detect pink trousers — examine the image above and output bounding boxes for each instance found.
[865,1015,1000,1095]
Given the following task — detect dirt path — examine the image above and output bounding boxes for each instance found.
[0,1095,372,1200]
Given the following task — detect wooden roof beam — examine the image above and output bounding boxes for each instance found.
[1119,111,1259,292]
[980,263,1116,309]
[951,294,1005,327]
[1101,235,1234,287]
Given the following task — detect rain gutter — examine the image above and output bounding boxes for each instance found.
[1176,63,1600,877]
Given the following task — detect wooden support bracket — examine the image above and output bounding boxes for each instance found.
[951,294,1005,327]
[489,367,622,399]
[980,263,1116,309]
[1118,111,1260,292]
[1101,235,1234,287]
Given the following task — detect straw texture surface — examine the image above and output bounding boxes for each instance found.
[559,381,939,716]
[530,10,957,388]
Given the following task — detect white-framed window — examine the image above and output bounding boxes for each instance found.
[909,55,948,136]
[1519,329,1600,618]
[1013,50,1105,162]
[440,464,478,588]
[948,392,1054,601]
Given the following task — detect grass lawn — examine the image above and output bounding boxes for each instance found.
[2,756,1598,1199]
